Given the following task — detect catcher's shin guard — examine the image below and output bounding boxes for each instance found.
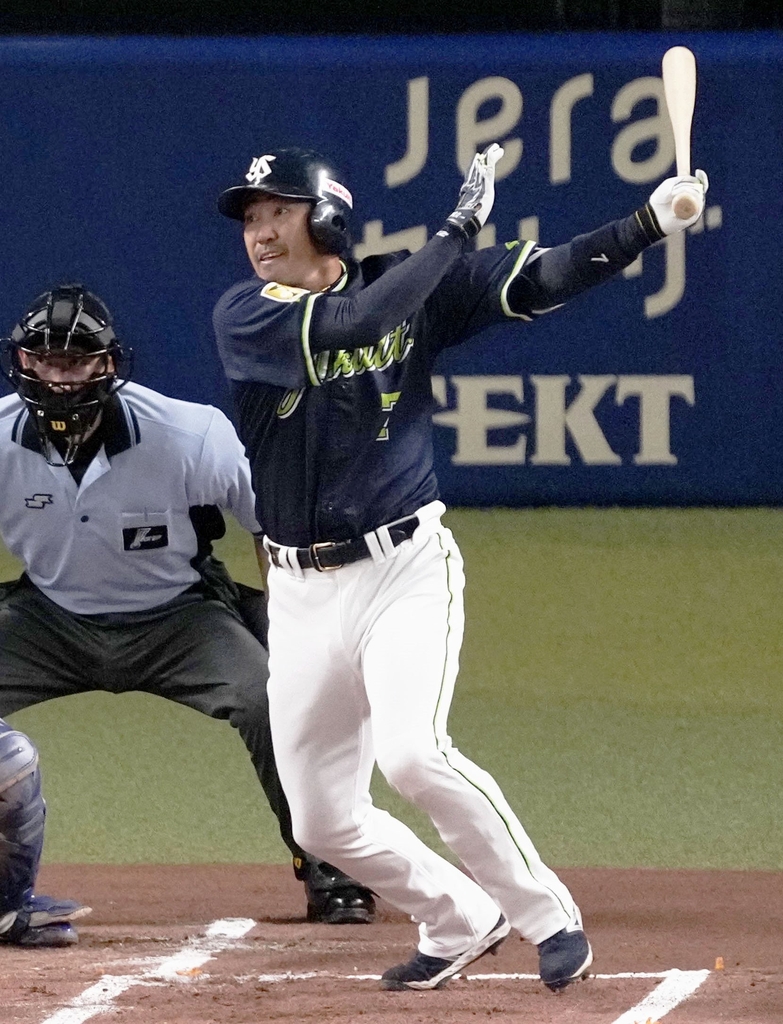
[0,725,92,947]
[0,726,45,915]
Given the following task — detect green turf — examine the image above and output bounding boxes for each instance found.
[4,508,782,869]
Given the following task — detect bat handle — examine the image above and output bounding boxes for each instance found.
[673,149,698,219]
[673,191,698,220]
[673,147,695,220]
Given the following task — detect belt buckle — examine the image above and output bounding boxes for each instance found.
[309,541,342,572]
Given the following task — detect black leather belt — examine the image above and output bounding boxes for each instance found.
[268,515,420,572]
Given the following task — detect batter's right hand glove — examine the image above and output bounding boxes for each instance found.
[444,143,504,240]
[645,169,709,236]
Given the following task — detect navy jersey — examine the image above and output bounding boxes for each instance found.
[213,214,651,546]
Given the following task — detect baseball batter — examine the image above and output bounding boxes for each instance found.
[0,284,373,927]
[0,717,91,946]
[212,146,708,989]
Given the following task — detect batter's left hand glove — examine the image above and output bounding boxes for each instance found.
[645,169,709,236]
[444,143,504,240]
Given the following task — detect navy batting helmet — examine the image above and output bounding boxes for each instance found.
[217,147,353,255]
[1,283,131,465]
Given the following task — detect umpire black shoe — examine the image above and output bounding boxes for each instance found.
[294,858,376,925]
[381,914,510,990]
[537,918,593,992]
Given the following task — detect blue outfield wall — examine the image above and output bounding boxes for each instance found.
[0,32,781,505]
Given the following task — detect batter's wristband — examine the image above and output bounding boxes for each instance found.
[439,217,478,244]
[635,203,666,244]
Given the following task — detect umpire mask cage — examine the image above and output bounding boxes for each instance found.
[217,147,353,255]
[1,284,132,466]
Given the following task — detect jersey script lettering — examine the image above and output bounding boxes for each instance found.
[319,321,414,382]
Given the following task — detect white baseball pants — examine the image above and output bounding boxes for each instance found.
[264,501,579,957]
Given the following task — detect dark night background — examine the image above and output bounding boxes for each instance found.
[0,0,778,36]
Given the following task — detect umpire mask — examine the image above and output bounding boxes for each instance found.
[1,284,132,466]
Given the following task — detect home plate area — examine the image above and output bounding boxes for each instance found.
[2,864,781,1024]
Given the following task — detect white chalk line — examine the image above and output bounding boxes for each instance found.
[254,968,693,982]
[38,917,256,1024]
[610,968,711,1024]
[252,966,712,1024]
[35,920,711,1024]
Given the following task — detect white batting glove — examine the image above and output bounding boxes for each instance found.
[648,169,709,235]
[444,143,505,239]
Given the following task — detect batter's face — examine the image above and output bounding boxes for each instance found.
[243,195,339,290]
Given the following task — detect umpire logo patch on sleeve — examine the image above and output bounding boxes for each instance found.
[122,525,169,551]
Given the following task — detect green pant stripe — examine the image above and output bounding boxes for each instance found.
[431,529,570,917]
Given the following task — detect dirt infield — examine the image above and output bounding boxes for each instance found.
[2,864,781,1023]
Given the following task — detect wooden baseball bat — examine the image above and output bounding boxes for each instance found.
[661,46,698,220]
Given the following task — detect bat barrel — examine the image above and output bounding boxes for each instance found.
[662,46,698,221]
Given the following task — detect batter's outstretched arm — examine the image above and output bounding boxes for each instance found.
[508,211,652,310]
[506,171,708,313]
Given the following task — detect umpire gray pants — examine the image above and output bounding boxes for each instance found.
[0,574,304,861]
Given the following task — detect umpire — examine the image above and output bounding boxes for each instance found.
[0,283,374,932]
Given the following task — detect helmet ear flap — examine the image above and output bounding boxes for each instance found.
[309,199,351,255]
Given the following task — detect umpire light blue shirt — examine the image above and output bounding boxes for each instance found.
[0,382,261,614]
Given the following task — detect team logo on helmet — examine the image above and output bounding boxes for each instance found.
[246,155,277,186]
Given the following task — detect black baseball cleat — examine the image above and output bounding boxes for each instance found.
[537,919,593,992]
[295,858,376,924]
[381,914,510,990]
[306,883,376,924]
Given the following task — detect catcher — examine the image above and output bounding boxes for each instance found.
[0,717,90,946]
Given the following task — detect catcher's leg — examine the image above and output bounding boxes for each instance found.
[0,723,91,947]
